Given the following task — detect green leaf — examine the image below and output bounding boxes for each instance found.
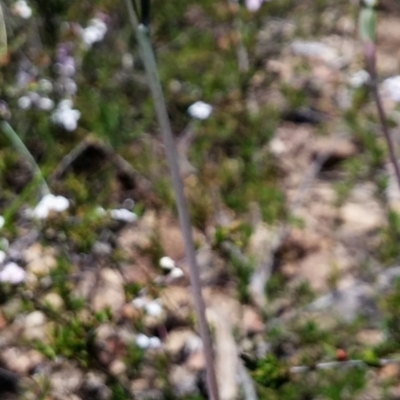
[358,7,376,42]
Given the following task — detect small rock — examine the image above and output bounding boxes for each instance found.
[42,293,64,310]
[109,359,126,376]
[24,243,57,276]
[2,347,44,374]
[169,365,199,397]
[357,330,384,346]
[243,306,264,335]
[380,363,400,380]
[312,137,357,161]
[92,268,125,314]
[186,350,205,371]
[24,311,47,341]
[50,366,83,397]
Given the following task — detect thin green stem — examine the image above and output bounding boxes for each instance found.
[1,121,50,196]
[123,2,220,399]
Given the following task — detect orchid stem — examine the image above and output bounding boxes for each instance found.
[123,2,220,399]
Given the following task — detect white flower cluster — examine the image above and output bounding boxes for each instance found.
[0,222,25,284]
[159,256,184,278]
[187,101,213,120]
[51,99,81,131]
[110,209,137,223]
[95,206,137,223]
[382,76,400,103]
[17,91,54,111]
[245,0,270,12]
[0,262,25,284]
[28,193,70,220]
[135,333,161,349]
[348,70,370,88]
[13,0,32,19]
[81,18,108,48]
[132,297,163,317]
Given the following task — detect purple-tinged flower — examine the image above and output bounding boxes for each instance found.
[0,262,25,284]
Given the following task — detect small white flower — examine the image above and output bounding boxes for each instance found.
[245,0,267,12]
[52,101,81,131]
[382,76,400,103]
[159,256,175,270]
[59,99,73,109]
[81,19,107,48]
[31,194,69,219]
[148,336,161,349]
[0,216,4,229]
[63,78,78,95]
[38,97,54,111]
[132,297,147,309]
[188,101,213,120]
[90,18,107,36]
[348,70,370,88]
[0,251,6,264]
[13,0,32,19]
[17,96,31,110]
[144,299,163,317]
[169,267,184,279]
[135,334,150,349]
[82,26,102,47]
[110,209,137,223]
[38,79,53,93]
[28,91,40,103]
[0,262,25,284]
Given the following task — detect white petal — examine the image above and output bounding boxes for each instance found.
[135,334,150,349]
[38,97,54,111]
[348,70,370,88]
[17,96,31,110]
[144,300,163,317]
[382,76,400,103]
[170,267,184,279]
[32,203,50,219]
[132,297,147,309]
[0,251,6,264]
[159,256,175,270]
[0,216,4,229]
[188,101,213,120]
[0,262,25,284]
[246,0,263,12]
[148,336,161,349]
[51,196,69,212]
[110,209,137,223]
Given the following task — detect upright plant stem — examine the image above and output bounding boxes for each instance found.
[123,2,220,399]
[364,42,400,191]
[1,121,50,197]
